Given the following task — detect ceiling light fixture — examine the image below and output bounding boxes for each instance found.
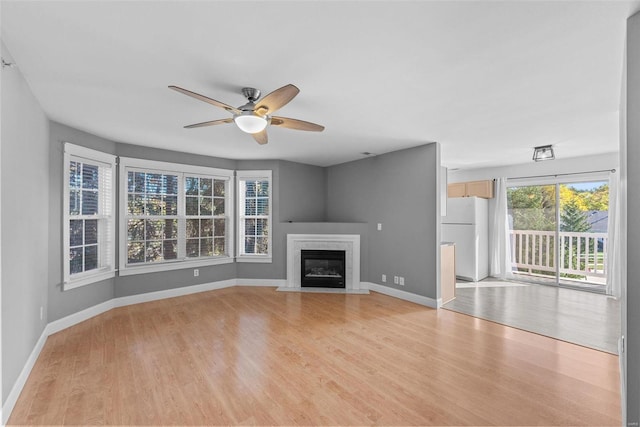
[532,145,555,162]
[233,112,268,134]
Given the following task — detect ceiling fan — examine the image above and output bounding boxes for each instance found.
[169,84,324,145]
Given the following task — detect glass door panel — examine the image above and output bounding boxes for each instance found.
[558,181,608,292]
[507,184,557,285]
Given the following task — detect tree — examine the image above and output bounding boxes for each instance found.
[507,185,556,231]
[560,200,591,232]
[507,186,557,277]
[584,184,609,211]
[559,185,586,210]
[560,199,591,276]
[558,183,609,211]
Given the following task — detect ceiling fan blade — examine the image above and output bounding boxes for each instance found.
[271,116,325,132]
[255,84,300,115]
[169,85,240,114]
[184,118,233,129]
[252,130,268,145]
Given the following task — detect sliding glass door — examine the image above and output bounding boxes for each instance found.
[506,178,609,293]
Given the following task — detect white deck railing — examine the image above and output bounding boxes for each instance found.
[510,230,608,279]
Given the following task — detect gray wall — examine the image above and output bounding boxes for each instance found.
[115,263,237,297]
[1,43,50,403]
[117,141,237,170]
[278,160,326,222]
[326,144,441,298]
[626,10,640,425]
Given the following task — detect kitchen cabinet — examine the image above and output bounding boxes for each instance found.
[447,182,467,198]
[447,180,494,199]
[441,243,456,304]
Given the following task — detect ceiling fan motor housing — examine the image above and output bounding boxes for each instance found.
[241,87,261,102]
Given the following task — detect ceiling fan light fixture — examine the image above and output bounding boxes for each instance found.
[234,112,268,134]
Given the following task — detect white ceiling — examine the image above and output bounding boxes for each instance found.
[2,1,639,168]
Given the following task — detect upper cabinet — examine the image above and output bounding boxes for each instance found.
[447,180,494,199]
[447,182,467,198]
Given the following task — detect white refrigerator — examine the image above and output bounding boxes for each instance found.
[441,197,489,282]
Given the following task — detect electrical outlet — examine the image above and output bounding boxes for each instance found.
[394,276,399,284]
[382,274,386,282]
[194,269,199,277]
[377,223,382,231]
[399,277,405,286]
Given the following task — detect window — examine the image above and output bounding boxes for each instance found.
[63,143,116,289]
[185,176,227,258]
[119,157,234,275]
[237,170,272,262]
[125,170,179,264]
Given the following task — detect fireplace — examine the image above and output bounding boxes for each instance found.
[286,234,361,291]
[300,249,346,288]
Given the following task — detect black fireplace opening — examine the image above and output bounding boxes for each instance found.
[301,250,346,288]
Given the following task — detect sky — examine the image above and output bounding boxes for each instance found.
[565,181,607,191]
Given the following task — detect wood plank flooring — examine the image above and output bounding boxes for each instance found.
[444,280,620,354]
[9,286,621,426]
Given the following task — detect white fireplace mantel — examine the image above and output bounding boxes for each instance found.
[286,234,361,290]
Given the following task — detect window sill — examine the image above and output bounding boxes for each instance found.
[236,255,272,264]
[64,269,115,291]
[119,256,234,276]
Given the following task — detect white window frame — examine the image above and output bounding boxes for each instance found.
[237,170,273,263]
[63,143,116,290]
[119,157,234,276]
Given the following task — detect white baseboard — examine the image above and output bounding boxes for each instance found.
[2,329,48,425]
[235,279,285,287]
[46,299,115,336]
[276,286,369,294]
[114,279,237,308]
[365,282,438,308]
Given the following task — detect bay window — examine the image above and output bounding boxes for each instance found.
[119,157,234,275]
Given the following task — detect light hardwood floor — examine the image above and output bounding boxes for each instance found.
[9,287,621,426]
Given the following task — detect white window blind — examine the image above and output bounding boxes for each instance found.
[63,143,116,290]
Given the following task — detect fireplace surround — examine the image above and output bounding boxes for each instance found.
[285,234,362,290]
